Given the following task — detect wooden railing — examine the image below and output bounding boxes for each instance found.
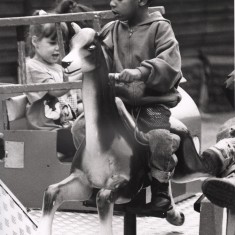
[0,7,164,84]
[0,7,164,131]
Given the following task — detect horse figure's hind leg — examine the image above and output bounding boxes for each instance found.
[36,170,92,235]
[96,176,129,235]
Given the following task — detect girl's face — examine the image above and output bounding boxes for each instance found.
[33,36,60,65]
[110,0,139,22]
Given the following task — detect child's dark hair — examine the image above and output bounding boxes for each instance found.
[147,0,153,6]
[26,22,68,58]
[55,0,93,40]
[55,0,93,15]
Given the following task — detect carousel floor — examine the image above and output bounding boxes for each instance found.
[0,180,201,235]
[28,194,201,235]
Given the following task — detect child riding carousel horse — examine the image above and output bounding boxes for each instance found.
[70,0,235,214]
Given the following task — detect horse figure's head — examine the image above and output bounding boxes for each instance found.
[62,23,104,78]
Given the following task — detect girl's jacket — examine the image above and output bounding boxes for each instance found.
[100,11,183,108]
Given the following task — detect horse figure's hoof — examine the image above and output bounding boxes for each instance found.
[166,210,185,226]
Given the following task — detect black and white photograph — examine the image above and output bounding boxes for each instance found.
[0,0,234,234]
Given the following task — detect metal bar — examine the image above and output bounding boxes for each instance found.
[17,41,26,84]
[0,99,8,134]
[56,22,65,59]
[93,15,102,31]
[16,26,27,84]
[226,208,235,235]
[124,212,136,235]
[0,7,165,27]
[2,100,8,131]
[55,22,67,82]
[199,198,225,235]
[0,81,82,95]
[0,100,4,133]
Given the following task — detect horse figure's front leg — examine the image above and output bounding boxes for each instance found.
[96,189,115,235]
[96,176,129,235]
[36,170,92,235]
[166,182,185,226]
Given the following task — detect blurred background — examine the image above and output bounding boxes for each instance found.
[0,0,234,149]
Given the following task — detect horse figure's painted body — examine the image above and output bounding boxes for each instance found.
[36,24,209,235]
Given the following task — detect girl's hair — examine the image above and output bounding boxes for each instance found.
[26,20,68,58]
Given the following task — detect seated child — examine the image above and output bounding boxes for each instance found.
[25,16,82,130]
[98,0,182,211]
[71,0,182,212]
[99,0,235,212]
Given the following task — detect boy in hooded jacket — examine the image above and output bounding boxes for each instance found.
[99,0,182,211]
[71,0,235,213]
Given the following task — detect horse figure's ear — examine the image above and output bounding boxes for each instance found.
[96,32,104,42]
[38,10,48,15]
[32,9,48,16]
[71,22,81,33]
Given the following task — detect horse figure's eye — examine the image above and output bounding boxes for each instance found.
[88,44,96,51]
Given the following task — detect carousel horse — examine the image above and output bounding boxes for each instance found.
[36,23,211,235]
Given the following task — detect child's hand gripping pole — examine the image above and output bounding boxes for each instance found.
[109,73,125,86]
[109,69,142,83]
[109,73,121,82]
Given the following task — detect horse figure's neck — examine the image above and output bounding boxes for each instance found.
[82,49,119,150]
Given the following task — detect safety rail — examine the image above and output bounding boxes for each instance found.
[0,6,164,132]
[0,82,82,95]
[0,6,164,84]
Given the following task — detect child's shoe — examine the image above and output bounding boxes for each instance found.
[202,138,235,176]
[150,177,172,211]
[202,172,235,209]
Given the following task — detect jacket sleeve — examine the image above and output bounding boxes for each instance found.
[137,21,182,93]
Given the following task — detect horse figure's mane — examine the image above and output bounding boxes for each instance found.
[77,28,139,151]
[91,34,127,147]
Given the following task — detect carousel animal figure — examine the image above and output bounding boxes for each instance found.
[35,23,235,235]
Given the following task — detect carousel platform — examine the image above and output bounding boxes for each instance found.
[0,178,201,235]
[29,194,201,235]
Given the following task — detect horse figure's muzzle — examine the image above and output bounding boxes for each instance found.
[61,61,72,69]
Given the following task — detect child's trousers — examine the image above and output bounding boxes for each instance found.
[129,104,178,183]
